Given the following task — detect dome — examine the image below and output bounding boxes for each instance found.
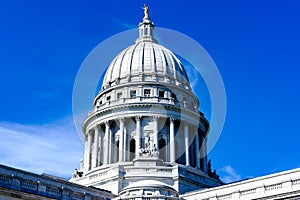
[74,6,218,196]
[101,16,190,91]
[102,41,190,88]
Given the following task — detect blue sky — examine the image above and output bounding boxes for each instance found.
[0,1,299,182]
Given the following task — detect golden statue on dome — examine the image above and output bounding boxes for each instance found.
[143,4,149,18]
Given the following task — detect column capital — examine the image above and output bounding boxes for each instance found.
[184,120,190,127]
[104,120,110,127]
[152,115,159,121]
[170,116,175,123]
[118,117,125,123]
[135,115,142,121]
[85,129,92,137]
[94,125,100,132]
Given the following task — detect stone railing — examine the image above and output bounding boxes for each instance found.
[0,174,12,186]
[125,167,173,174]
[20,179,38,191]
[0,164,115,200]
[214,180,300,200]
[91,96,198,114]
[182,168,300,200]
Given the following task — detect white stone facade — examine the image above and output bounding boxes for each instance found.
[0,164,115,200]
[182,168,300,200]
[70,10,222,197]
[1,6,299,200]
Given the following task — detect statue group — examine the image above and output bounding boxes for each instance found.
[139,136,159,157]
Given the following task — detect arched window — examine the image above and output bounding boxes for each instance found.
[190,139,196,168]
[159,138,166,161]
[116,140,119,163]
[129,139,136,161]
[175,140,179,164]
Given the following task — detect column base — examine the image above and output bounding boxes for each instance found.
[133,157,163,167]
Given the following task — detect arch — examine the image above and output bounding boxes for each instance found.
[176,138,185,165]
[175,140,179,164]
[129,139,136,161]
[190,138,196,168]
[158,138,166,161]
[116,140,119,163]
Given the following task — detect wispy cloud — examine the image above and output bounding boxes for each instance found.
[113,18,136,29]
[219,165,242,183]
[0,117,83,179]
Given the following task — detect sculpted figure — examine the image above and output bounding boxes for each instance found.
[143,4,149,18]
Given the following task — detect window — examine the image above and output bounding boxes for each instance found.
[129,139,136,161]
[159,138,166,161]
[117,92,122,99]
[171,93,176,99]
[130,90,136,98]
[144,89,150,97]
[99,101,102,105]
[116,140,119,163]
[106,96,111,101]
[159,90,164,98]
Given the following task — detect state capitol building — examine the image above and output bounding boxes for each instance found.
[0,6,299,200]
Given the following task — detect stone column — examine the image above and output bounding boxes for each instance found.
[98,128,103,166]
[184,123,190,166]
[92,127,100,168]
[86,131,93,170]
[135,116,141,158]
[153,116,159,151]
[119,118,124,162]
[170,118,175,163]
[195,129,201,169]
[83,134,89,172]
[108,127,113,164]
[203,136,208,173]
[103,121,110,165]
[123,125,127,161]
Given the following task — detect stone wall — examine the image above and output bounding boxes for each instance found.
[0,164,115,200]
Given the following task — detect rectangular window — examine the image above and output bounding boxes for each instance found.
[171,93,176,99]
[144,89,150,97]
[130,90,136,98]
[117,92,122,99]
[159,90,164,98]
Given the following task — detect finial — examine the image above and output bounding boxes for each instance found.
[143,4,149,19]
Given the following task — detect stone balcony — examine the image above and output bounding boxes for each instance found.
[182,168,300,200]
[89,96,198,116]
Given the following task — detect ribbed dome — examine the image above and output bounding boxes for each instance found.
[101,15,190,91]
[102,41,190,89]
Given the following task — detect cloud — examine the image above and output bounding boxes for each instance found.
[113,19,136,29]
[0,116,84,179]
[219,165,242,183]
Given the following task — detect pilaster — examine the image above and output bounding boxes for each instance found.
[135,115,141,158]
[119,118,124,162]
[170,117,175,163]
[103,121,110,165]
[184,122,190,166]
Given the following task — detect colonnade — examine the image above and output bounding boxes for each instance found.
[83,116,208,173]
